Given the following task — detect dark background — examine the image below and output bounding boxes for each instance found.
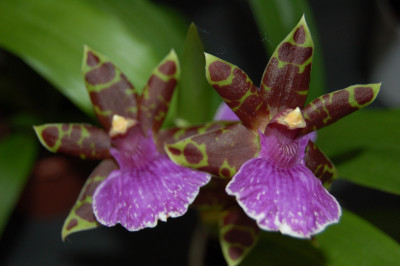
[1,0,399,265]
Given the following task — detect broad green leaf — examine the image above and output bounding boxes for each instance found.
[242,210,400,265]
[178,23,219,124]
[317,109,400,195]
[0,135,37,235]
[316,210,400,265]
[241,231,324,266]
[0,0,185,116]
[249,0,325,103]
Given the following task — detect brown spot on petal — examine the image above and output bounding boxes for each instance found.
[229,246,244,261]
[183,143,203,164]
[354,87,374,105]
[293,26,306,44]
[278,42,312,65]
[209,61,231,82]
[224,229,254,247]
[168,147,182,156]
[80,181,102,200]
[263,58,311,111]
[85,62,116,85]
[42,126,59,148]
[221,168,230,178]
[66,218,78,230]
[61,124,69,132]
[75,203,96,222]
[215,68,255,101]
[86,51,100,67]
[158,60,176,75]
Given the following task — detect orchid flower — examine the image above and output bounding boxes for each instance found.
[34,47,210,234]
[166,16,380,239]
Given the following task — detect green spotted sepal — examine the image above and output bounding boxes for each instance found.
[82,45,139,131]
[157,121,232,152]
[261,15,313,118]
[62,159,117,240]
[305,141,338,187]
[205,16,313,133]
[205,53,267,132]
[219,206,260,266]
[139,50,180,133]
[33,123,111,159]
[301,83,381,134]
[165,123,260,178]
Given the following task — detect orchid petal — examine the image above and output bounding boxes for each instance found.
[92,154,210,231]
[34,123,111,159]
[82,46,138,130]
[304,141,338,186]
[261,15,313,116]
[301,83,381,134]
[226,157,341,238]
[205,53,268,132]
[214,102,239,121]
[219,206,260,266]
[157,121,230,153]
[166,123,260,178]
[62,159,117,240]
[139,50,180,133]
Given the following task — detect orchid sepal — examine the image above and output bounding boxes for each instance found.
[62,159,118,240]
[33,123,111,159]
[301,83,381,134]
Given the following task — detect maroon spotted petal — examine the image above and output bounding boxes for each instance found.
[34,123,111,159]
[82,46,139,131]
[301,84,381,134]
[304,141,337,186]
[139,50,180,133]
[261,16,313,118]
[166,123,260,178]
[205,53,269,132]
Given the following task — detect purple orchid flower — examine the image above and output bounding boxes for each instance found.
[34,47,210,234]
[166,17,380,239]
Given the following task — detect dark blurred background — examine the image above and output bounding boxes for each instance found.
[1,0,400,265]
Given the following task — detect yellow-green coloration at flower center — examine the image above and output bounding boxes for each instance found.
[278,107,306,129]
[109,114,136,137]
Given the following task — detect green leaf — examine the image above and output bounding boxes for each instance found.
[0,135,37,236]
[0,0,185,116]
[178,23,219,124]
[241,210,400,265]
[249,0,325,103]
[316,210,400,265]
[241,232,325,266]
[317,109,400,195]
